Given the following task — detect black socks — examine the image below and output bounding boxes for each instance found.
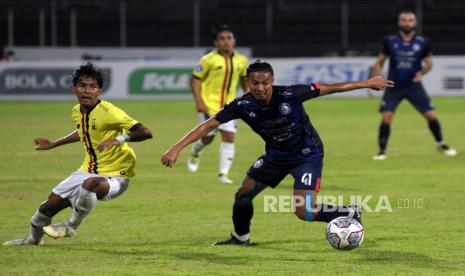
[428,119,443,143]
[378,122,391,153]
[233,202,254,236]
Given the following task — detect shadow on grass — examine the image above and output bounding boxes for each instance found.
[353,248,459,270]
[45,238,461,270]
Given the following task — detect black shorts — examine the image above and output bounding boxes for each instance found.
[247,154,322,191]
[380,83,434,113]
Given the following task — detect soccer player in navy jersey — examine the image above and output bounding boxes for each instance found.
[373,10,456,160]
[162,60,392,245]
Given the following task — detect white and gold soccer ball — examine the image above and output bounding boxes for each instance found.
[326,216,364,250]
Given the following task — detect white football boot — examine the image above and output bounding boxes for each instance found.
[43,223,75,239]
[437,144,457,157]
[187,154,200,173]
[218,174,233,185]
[373,152,387,160]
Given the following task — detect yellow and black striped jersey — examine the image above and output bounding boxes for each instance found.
[193,50,248,115]
[71,100,138,178]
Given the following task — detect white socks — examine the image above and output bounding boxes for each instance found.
[219,142,235,175]
[192,139,235,175]
[234,232,250,242]
[29,210,51,242]
[68,187,97,230]
[192,139,206,156]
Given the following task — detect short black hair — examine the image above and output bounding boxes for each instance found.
[246,60,274,77]
[72,62,103,88]
[398,9,416,17]
[212,24,234,40]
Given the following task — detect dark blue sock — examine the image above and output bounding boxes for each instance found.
[233,202,253,235]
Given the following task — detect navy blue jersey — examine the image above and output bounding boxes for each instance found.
[382,34,432,88]
[215,84,323,163]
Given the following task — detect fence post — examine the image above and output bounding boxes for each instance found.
[193,0,201,47]
[8,8,14,47]
[120,0,127,47]
[341,0,349,51]
[415,0,423,34]
[266,0,274,45]
[39,8,46,46]
[51,1,57,46]
[70,8,77,46]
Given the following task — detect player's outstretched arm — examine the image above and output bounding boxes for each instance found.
[97,123,152,152]
[34,130,80,150]
[161,118,221,167]
[319,76,394,97]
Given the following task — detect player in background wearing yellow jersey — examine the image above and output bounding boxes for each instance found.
[188,25,249,184]
[3,63,152,246]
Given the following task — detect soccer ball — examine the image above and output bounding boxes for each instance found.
[326,216,364,250]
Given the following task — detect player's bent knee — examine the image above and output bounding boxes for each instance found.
[381,113,393,124]
[294,208,306,221]
[424,111,437,121]
[222,133,235,143]
[38,200,65,217]
[234,192,253,206]
[82,177,105,191]
[38,203,52,216]
[201,135,214,145]
[294,207,316,221]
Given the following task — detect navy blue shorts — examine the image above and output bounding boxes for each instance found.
[247,154,322,191]
[380,83,434,113]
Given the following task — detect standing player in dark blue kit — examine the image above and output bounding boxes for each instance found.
[161,60,393,245]
[373,10,456,160]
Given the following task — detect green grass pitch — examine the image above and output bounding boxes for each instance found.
[1,97,464,274]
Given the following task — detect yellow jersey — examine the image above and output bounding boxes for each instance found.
[193,50,248,115]
[71,100,139,178]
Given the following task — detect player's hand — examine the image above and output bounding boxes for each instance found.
[161,148,179,168]
[97,139,121,152]
[412,72,422,82]
[195,101,209,113]
[34,137,54,150]
[367,76,394,90]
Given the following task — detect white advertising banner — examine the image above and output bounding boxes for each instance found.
[0,56,464,100]
[266,57,465,96]
[0,60,197,99]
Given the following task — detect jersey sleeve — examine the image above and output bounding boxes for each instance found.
[214,100,240,124]
[294,84,321,102]
[108,106,139,130]
[192,56,210,80]
[382,37,390,55]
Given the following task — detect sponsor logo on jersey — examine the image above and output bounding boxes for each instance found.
[253,159,263,168]
[91,118,97,130]
[279,103,291,115]
[196,65,203,72]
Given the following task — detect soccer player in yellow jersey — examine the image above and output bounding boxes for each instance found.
[188,25,249,184]
[3,63,152,246]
